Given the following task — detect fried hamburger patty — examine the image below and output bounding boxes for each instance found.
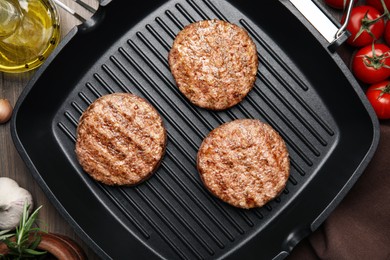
[168,19,258,110]
[75,93,166,186]
[197,119,290,209]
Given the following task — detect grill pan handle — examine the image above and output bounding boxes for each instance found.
[289,0,354,52]
[51,0,99,22]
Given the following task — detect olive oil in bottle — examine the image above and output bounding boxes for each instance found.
[0,0,60,73]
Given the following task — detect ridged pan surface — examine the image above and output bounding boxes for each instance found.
[11,0,379,259]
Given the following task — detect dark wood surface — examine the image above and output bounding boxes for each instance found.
[0,1,100,259]
[0,1,357,259]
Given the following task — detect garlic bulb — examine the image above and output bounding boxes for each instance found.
[0,177,33,230]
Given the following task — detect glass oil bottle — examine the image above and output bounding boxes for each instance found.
[0,0,60,73]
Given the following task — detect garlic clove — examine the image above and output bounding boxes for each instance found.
[0,99,13,124]
[0,177,33,230]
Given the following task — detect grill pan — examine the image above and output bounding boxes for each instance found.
[11,0,380,259]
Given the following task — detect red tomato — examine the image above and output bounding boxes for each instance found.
[385,21,390,46]
[366,81,390,119]
[352,43,390,84]
[344,6,385,47]
[324,0,355,9]
[366,0,390,13]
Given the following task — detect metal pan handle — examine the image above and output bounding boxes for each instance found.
[289,0,354,52]
[52,0,98,22]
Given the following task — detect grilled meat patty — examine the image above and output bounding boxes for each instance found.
[168,19,259,110]
[197,119,290,209]
[75,93,166,186]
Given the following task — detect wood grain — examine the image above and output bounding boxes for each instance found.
[0,1,100,259]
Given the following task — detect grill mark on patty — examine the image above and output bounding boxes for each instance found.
[82,120,149,178]
[96,112,157,168]
[75,93,166,186]
[197,119,289,209]
[78,146,112,177]
[104,99,160,145]
[80,139,143,183]
[81,122,126,161]
[78,121,147,182]
[169,19,258,110]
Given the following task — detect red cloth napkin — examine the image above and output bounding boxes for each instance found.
[288,121,390,259]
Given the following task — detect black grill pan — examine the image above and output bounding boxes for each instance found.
[11,0,380,259]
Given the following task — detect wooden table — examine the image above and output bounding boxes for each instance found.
[0,1,351,259]
[0,1,100,259]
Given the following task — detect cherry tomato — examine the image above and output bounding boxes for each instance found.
[324,0,355,9]
[366,81,390,119]
[344,6,385,47]
[366,0,390,13]
[352,43,390,84]
[384,21,390,46]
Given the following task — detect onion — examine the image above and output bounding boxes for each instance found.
[0,99,12,124]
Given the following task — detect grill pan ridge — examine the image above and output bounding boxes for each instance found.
[11,0,379,259]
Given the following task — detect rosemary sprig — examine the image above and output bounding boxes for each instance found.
[0,203,47,259]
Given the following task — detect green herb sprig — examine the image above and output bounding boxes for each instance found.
[0,203,46,259]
